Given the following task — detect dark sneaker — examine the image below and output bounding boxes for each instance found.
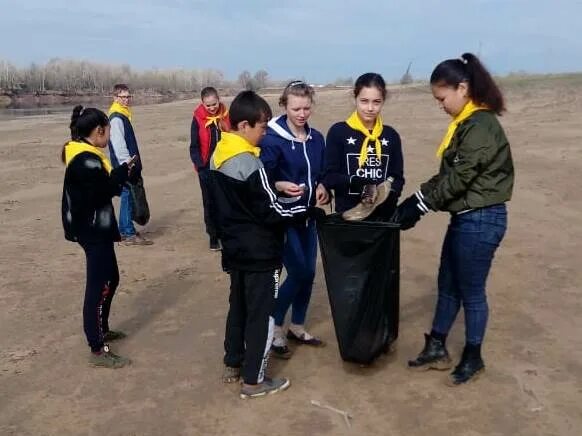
[287,330,326,347]
[209,237,221,251]
[88,345,130,369]
[120,235,154,246]
[447,345,485,386]
[408,333,453,371]
[222,366,241,383]
[240,377,290,399]
[103,330,127,342]
[270,344,293,359]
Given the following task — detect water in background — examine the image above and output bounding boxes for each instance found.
[0,105,77,120]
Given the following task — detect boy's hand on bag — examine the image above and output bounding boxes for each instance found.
[390,191,431,230]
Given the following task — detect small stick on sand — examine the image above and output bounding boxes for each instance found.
[311,400,353,428]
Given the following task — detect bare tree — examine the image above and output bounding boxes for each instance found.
[238,70,254,90]
[253,69,269,90]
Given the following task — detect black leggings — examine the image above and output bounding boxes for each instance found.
[80,241,119,352]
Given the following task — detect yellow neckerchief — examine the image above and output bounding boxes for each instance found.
[108,101,132,121]
[64,140,112,174]
[346,111,383,168]
[205,109,229,128]
[436,101,487,158]
[212,131,261,169]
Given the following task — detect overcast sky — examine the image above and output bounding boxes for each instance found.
[1,0,581,82]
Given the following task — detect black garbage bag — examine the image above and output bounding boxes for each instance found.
[316,214,400,364]
[129,175,150,226]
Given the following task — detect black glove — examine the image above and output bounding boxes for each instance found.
[307,206,326,222]
[390,191,431,230]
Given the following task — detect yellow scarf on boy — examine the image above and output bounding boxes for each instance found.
[346,111,383,168]
[108,102,132,121]
[64,141,112,174]
[436,101,487,158]
[212,132,261,169]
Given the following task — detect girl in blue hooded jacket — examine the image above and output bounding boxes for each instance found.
[260,81,329,358]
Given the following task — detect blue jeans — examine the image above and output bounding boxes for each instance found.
[274,219,318,326]
[431,204,507,345]
[119,187,136,237]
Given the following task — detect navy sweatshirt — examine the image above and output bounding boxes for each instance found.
[322,121,404,213]
[260,115,326,209]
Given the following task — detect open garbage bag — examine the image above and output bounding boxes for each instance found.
[316,214,400,364]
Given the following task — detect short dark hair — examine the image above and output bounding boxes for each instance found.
[201,86,219,100]
[354,73,387,100]
[229,90,272,130]
[113,83,130,95]
[430,53,505,114]
[62,105,109,163]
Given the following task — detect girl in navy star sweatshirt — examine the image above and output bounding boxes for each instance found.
[323,73,404,215]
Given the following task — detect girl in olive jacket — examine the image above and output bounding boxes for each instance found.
[391,53,514,385]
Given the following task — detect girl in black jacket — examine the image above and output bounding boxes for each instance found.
[61,106,136,368]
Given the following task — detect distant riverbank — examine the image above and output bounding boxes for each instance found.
[0,90,203,109]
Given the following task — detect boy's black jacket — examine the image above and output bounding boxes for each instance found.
[209,152,306,271]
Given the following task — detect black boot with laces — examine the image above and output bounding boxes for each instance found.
[408,332,453,371]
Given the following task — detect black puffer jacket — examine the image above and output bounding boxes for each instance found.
[62,152,129,243]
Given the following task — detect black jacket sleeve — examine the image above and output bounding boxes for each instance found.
[247,167,307,225]
[189,118,204,169]
[387,130,405,196]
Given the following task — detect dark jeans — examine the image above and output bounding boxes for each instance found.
[224,269,279,384]
[79,241,120,352]
[274,219,317,326]
[198,169,216,240]
[431,204,507,345]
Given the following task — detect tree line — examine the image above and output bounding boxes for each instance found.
[0,58,362,96]
[0,58,276,94]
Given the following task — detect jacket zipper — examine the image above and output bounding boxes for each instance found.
[300,129,313,207]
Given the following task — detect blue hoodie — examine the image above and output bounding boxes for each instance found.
[260,115,326,208]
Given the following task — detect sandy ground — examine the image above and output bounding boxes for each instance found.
[1,81,581,436]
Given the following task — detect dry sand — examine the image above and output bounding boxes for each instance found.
[1,81,581,435]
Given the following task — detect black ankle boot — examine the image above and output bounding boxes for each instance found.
[408,333,452,371]
[447,344,485,386]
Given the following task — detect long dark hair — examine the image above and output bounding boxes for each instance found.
[61,105,109,163]
[353,73,387,100]
[430,52,505,114]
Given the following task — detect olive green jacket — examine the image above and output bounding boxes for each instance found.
[420,110,514,213]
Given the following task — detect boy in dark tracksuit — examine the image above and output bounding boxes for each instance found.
[209,91,306,399]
